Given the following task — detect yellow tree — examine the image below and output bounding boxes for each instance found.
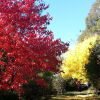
[61,36,99,83]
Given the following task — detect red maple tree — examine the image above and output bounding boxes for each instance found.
[0,0,69,93]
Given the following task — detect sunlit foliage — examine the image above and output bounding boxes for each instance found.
[61,36,99,83]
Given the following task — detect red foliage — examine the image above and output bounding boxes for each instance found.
[0,0,69,93]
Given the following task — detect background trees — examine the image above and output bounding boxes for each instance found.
[78,0,100,42]
[0,0,69,94]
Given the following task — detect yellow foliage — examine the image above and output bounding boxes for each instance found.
[61,36,100,83]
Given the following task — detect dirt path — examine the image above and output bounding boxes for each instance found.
[51,94,100,100]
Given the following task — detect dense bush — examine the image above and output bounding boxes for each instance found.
[64,78,77,91]
[52,74,66,94]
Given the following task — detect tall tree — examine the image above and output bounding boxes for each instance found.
[0,0,69,93]
[78,0,100,42]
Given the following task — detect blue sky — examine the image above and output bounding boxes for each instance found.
[44,0,95,47]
